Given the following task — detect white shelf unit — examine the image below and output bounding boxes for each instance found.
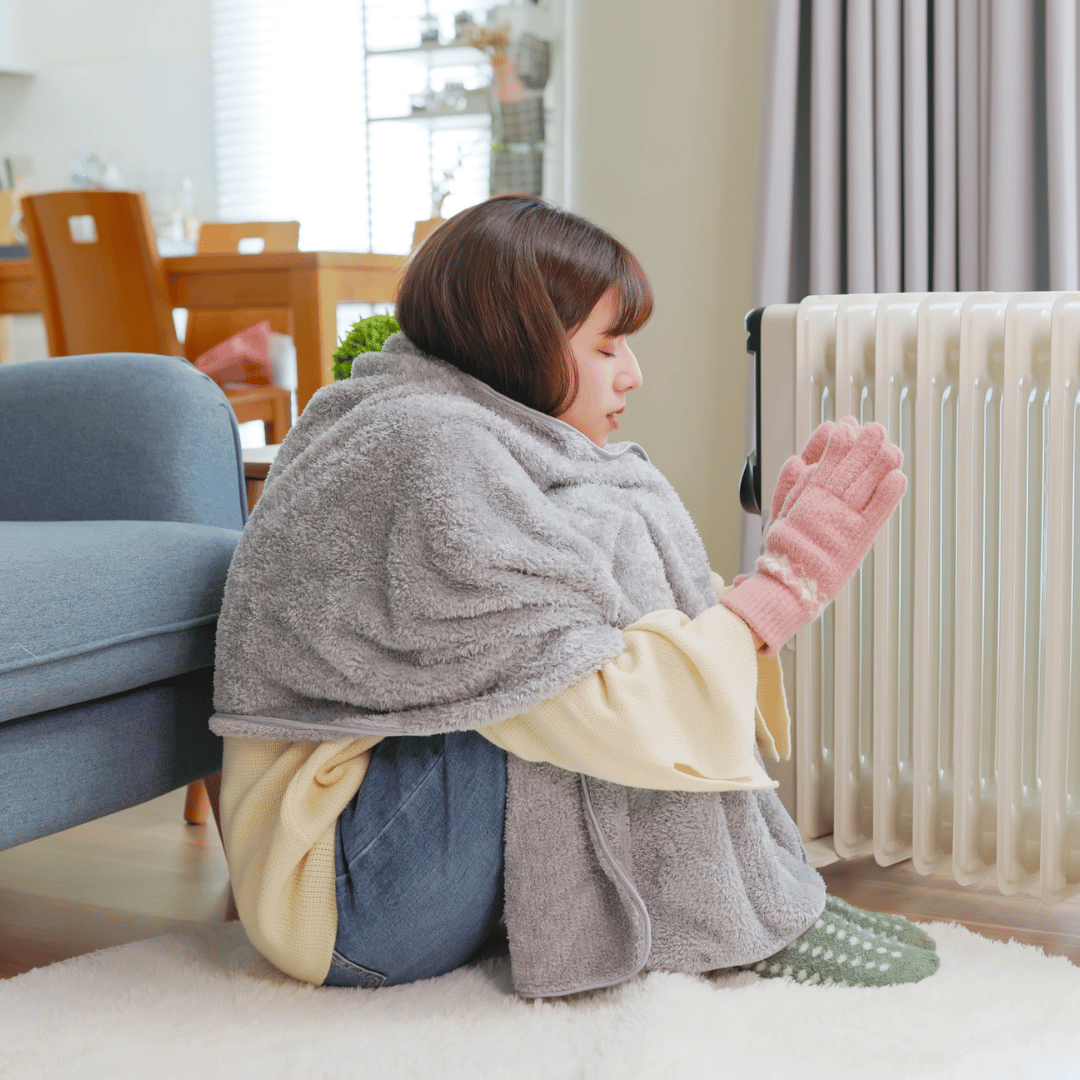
[370,108,493,127]
[360,27,496,247]
[358,2,562,248]
[366,43,485,65]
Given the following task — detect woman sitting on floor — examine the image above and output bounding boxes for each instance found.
[209,194,938,995]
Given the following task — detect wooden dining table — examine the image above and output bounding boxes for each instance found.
[0,250,405,413]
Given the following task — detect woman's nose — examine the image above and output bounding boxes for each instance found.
[618,347,643,392]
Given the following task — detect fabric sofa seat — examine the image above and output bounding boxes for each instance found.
[1,519,242,724]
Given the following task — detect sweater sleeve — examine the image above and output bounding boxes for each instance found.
[219,734,380,986]
[478,572,790,792]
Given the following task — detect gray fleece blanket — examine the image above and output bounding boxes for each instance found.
[211,333,824,996]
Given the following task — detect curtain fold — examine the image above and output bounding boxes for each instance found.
[752,0,804,313]
[904,0,931,292]
[846,0,875,291]
[810,0,843,294]
[1047,0,1080,287]
[987,1,1037,289]
[933,0,957,290]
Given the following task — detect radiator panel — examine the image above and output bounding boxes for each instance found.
[952,295,1006,887]
[832,296,879,858]
[997,295,1055,896]
[794,298,839,840]
[872,297,920,866]
[773,292,1080,904]
[912,296,965,876]
[1040,295,1080,903]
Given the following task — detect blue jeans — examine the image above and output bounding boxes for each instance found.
[325,731,508,988]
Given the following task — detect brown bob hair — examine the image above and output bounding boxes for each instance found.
[393,195,652,416]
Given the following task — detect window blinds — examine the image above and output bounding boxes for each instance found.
[210,0,495,255]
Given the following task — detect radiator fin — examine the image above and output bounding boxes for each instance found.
[953,295,1006,887]
[873,297,921,866]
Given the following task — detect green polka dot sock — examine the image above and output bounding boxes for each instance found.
[741,905,940,987]
[824,894,937,951]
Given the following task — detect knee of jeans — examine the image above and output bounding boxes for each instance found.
[324,950,387,989]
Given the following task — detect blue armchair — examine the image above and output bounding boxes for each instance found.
[0,353,246,851]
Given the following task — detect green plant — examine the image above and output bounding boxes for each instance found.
[333,313,400,380]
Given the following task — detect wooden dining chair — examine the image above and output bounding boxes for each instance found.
[20,191,292,444]
[198,219,300,253]
[182,220,300,362]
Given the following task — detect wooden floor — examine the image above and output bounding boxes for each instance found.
[0,788,232,979]
[820,853,1080,964]
[2,791,1078,978]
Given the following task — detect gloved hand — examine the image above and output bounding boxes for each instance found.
[721,417,906,655]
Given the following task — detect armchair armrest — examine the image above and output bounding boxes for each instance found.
[0,353,247,529]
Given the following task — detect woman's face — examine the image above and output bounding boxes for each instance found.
[558,286,643,447]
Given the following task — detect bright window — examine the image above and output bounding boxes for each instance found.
[210,0,498,257]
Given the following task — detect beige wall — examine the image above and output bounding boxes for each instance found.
[0,0,216,363]
[0,0,216,217]
[565,0,765,580]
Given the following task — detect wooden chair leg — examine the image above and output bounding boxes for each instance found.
[183,779,211,825]
[272,390,290,443]
[200,770,239,922]
[201,771,224,845]
[0,314,13,364]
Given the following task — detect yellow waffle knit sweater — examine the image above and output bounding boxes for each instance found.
[219,574,790,985]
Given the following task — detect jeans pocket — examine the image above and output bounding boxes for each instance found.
[325,949,388,989]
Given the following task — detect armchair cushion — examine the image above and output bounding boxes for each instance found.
[1,519,242,723]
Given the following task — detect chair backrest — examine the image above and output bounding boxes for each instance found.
[184,220,301,361]
[196,220,300,254]
[20,190,181,358]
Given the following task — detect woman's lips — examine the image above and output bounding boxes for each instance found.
[608,408,624,430]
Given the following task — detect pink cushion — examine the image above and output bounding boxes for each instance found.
[194,321,273,385]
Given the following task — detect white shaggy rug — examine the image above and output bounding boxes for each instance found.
[2,921,1079,1080]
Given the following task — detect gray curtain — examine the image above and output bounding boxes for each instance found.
[742,0,1080,571]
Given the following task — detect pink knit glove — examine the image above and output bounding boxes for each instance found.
[721,417,907,655]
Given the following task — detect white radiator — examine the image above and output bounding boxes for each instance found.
[749,294,1080,903]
